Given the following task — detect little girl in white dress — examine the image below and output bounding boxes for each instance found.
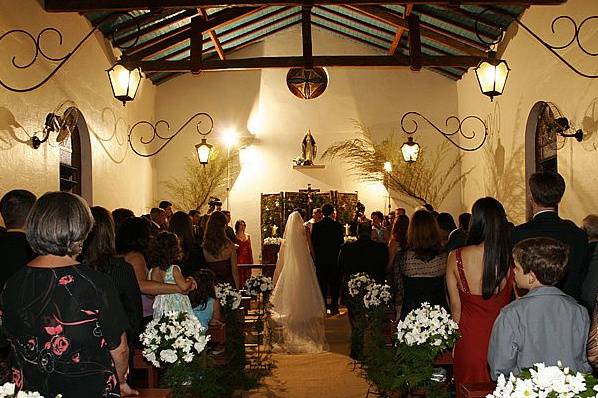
[148,231,195,319]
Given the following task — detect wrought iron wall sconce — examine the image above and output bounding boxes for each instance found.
[400,112,488,154]
[0,12,143,105]
[474,9,597,100]
[31,107,79,149]
[32,113,61,149]
[128,112,214,166]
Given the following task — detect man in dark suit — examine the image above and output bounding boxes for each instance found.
[311,203,344,315]
[512,172,589,300]
[437,212,467,253]
[338,221,387,359]
[0,189,37,289]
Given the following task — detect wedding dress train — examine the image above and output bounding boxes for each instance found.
[270,211,328,353]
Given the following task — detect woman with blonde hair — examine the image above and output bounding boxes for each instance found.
[203,211,238,288]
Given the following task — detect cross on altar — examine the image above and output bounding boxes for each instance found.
[299,184,320,205]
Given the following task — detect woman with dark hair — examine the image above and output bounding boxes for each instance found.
[394,210,447,319]
[0,192,137,397]
[116,217,192,324]
[235,219,254,288]
[446,197,513,395]
[169,211,204,277]
[203,211,238,288]
[189,269,223,328]
[80,207,143,346]
[387,214,409,275]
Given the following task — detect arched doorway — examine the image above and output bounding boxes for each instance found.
[58,108,93,204]
[524,101,558,219]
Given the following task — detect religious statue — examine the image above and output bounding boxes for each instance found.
[301,129,317,165]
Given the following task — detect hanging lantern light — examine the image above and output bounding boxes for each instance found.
[475,51,510,102]
[195,138,213,166]
[401,137,420,163]
[107,61,142,106]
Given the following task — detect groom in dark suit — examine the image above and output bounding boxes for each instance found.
[311,203,344,315]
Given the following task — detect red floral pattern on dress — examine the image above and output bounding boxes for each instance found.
[51,335,70,356]
[44,324,63,336]
[58,275,74,285]
[71,353,80,363]
[12,368,22,389]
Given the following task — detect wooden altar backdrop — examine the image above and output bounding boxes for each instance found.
[260,190,358,263]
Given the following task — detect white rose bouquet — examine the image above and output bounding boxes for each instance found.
[347,273,373,298]
[263,237,283,245]
[215,283,242,312]
[344,236,357,243]
[0,383,59,398]
[488,363,598,398]
[363,283,392,309]
[245,275,273,298]
[140,311,210,368]
[396,302,459,350]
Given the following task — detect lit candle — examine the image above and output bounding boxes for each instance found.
[272,225,278,237]
[344,223,350,236]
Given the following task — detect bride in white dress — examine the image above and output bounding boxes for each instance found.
[270,211,328,353]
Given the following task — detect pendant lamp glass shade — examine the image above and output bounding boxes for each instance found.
[475,52,510,101]
[107,62,142,106]
[401,137,420,163]
[195,138,212,166]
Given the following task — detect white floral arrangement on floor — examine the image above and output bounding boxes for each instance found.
[215,283,242,312]
[0,383,58,398]
[245,275,273,297]
[347,272,374,298]
[363,282,392,309]
[487,362,598,398]
[396,302,459,348]
[263,237,283,245]
[344,236,357,243]
[140,311,210,367]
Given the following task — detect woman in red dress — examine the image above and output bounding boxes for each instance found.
[446,197,513,396]
[235,220,254,288]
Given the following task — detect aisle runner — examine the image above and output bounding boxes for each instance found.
[244,311,369,398]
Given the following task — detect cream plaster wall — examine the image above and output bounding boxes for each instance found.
[155,26,463,258]
[457,0,598,225]
[0,0,156,219]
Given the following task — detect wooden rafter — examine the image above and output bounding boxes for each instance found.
[347,5,485,55]
[44,0,567,12]
[302,6,313,67]
[114,9,195,47]
[389,3,412,55]
[408,13,422,70]
[414,5,495,42]
[200,9,226,60]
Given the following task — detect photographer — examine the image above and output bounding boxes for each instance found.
[349,202,367,237]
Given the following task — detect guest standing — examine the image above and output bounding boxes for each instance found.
[235,219,254,288]
[387,214,409,277]
[437,212,467,252]
[169,211,204,278]
[512,172,589,300]
[198,197,222,235]
[580,214,598,313]
[222,210,237,243]
[203,211,239,288]
[458,212,471,232]
[159,200,173,229]
[80,206,143,346]
[0,189,36,289]
[149,207,166,236]
[370,211,389,243]
[446,197,513,395]
[112,208,135,232]
[311,203,344,315]
[0,192,137,398]
[189,269,223,328]
[395,210,448,319]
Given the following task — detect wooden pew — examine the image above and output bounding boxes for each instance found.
[137,388,172,398]
[207,322,226,344]
[133,348,159,388]
[461,382,496,398]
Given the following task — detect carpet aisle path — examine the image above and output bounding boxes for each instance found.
[244,310,369,398]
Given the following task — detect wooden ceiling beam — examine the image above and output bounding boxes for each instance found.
[44,0,567,12]
[407,13,422,70]
[312,12,388,43]
[347,5,485,55]
[389,3,412,55]
[139,54,481,71]
[315,6,394,36]
[200,8,226,60]
[302,6,313,67]
[114,9,195,47]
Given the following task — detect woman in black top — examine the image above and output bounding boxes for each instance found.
[80,206,143,345]
[169,211,205,278]
[0,192,137,398]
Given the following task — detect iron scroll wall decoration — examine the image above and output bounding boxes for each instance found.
[400,112,488,152]
[0,13,140,92]
[475,9,597,79]
[128,112,214,157]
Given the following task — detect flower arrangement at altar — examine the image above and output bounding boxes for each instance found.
[487,363,598,398]
[215,283,242,312]
[292,156,307,166]
[344,236,357,243]
[263,237,283,245]
[140,311,210,368]
[347,273,374,298]
[0,383,57,398]
[363,283,392,309]
[245,275,274,298]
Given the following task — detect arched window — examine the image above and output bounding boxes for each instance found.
[58,108,93,203]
